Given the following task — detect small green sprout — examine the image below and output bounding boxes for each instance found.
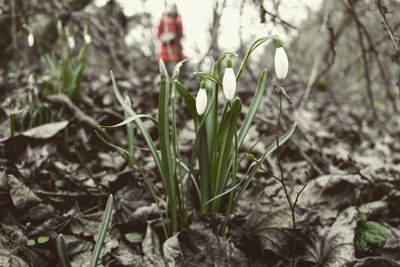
[354,210,386,255]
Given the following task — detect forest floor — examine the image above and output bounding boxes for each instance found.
[0,66,400,267]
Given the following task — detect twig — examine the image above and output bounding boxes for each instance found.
[344,0,378,121]
[252,90,308,267]
[258,0,298,31]
[374,0,400,111]
[32,190,108,197]
[41,93,98,129]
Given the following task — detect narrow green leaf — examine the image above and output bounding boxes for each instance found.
[90,194,113,267]
[237,69,267,147]
[200,171,245,211]
[174,80,198,121]
[236,36,271,80]
[193,71,222,87]
[172,58,189,81]
[95,130,134,159]
[158,60,179,233]
[110,72,166,189]
[101,114,157,128]
[57,234,72,267]
[211,99,242,212]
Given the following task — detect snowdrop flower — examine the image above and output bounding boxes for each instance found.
[196,81,207,115]
[274,38,289,80]
[68,36,75,49]
[84,34,91,44]
[222,57,236,100]
[27,33,34,47]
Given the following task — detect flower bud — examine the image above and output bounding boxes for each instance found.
[196,80,207,115]
[28,74,35,87]
[68,36,75,49]
[84,34,91,44]
[274,39,289,80]
[27,33,34,47]
[245,153,256,161]
[222,57,236,100]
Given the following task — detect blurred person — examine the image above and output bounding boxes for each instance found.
[157,3,186,71]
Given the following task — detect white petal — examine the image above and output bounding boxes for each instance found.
[223,68,236,100]
[274,47,289,79]
[68,36,75,49]
[28,34,34,47]
[84,34,91,44]
[196,88,207,115]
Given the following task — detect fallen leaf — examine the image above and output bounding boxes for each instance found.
[22,120,68,139]
[5,174,41,209]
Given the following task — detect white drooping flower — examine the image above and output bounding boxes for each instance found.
[68,36,75,49]
[223,58,236,100]
[274,46,289,80]
[196,82,207,115]
[27,33,34,47]
[84,34,91,44]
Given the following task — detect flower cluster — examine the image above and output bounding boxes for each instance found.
[195,36,289,116]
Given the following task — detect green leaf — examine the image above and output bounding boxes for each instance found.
[193,71,222,87]
[172,58,189,81]
[57,234,72,267]
[174,80,197,119]
[125,232,144,243]
[37,235,50,244]
[89,194,113,267]
[100,114,158,128]
[110,71,166,190]
[210,99,242,212]
[158,60,179,233]
[236,36,271,80]
[354,219,386,254]
[54,179,66,188]
[26,239,36,246]
[237,69,267,147]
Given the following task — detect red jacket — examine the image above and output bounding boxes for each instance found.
[157,15,185,63]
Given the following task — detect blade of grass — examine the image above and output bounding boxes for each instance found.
[100,114,158,128]
[90,194,113,267]
[158,60,179,233]
[237,69,267,147]
[95,130,170,238]
[110,71,167,195]
[171,59,189,220]
[211,99,242,212]
[56,234,72,267]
